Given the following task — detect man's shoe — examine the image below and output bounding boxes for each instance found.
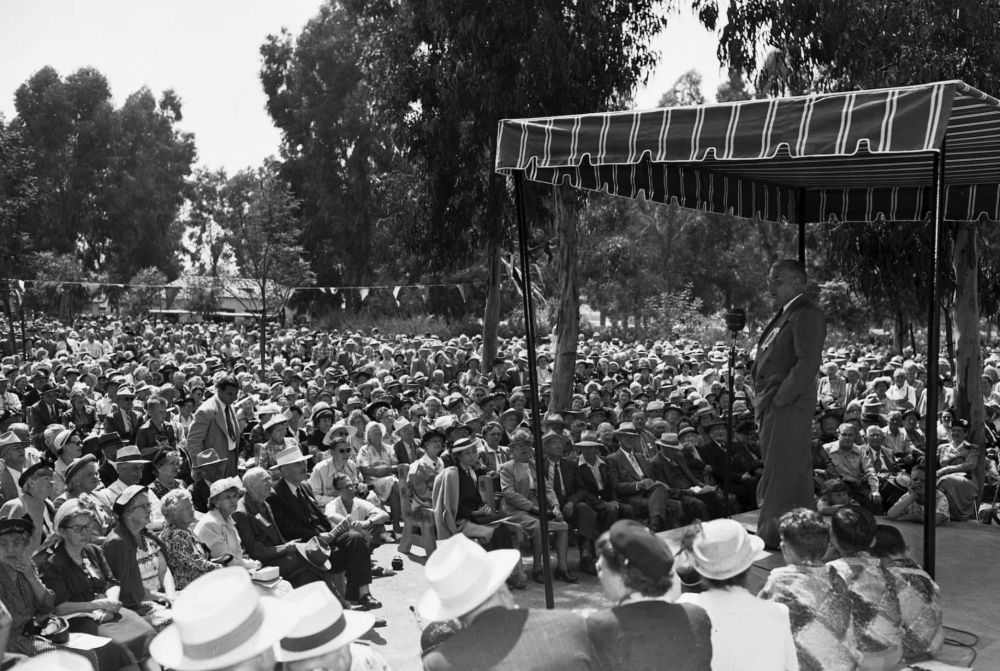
[379,532,397,544]
[357,594,383,610]
[373,617,387,627]
[554,568,578,583]
[371,565,395,578]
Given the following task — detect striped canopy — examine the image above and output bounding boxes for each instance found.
[495,80,1000,223]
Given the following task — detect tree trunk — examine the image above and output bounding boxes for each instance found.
[944,305,956,368]
[260,281,268,373]
[893,308,907,354]
[481,229,502,368]
[548,185,579,414]
[951,220,985,494]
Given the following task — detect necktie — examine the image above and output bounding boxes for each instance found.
[552,460,564,497]
[225,405,237,442]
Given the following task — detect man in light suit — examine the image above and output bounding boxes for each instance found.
[499,431,576,582]
[605,423,678,532]
[186,377,241,477]
[753,259,826,547]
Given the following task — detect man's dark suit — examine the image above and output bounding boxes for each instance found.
[104,405,143,444]
[267,478,372,600]
[423,606,597,671]
[28,398,69,450]
[606,449,678,530]
[698,438,760,513]
[233,495,339,589]
[752,293,826,546]
[393,438,422,466]
[649,451,725,522]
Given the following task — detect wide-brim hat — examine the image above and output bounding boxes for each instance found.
[655,433,681,450]
[114,445,149,465]
[273,582,374,663]
[573,430,603,449]
[208,477,243,502]
[274,445,309,468]
[249,565,282,589]
[150,568,296,671]
[418,535,520,621]
[686,519,768,581]
[0,431,28,452]
[191,449,225,469]
[322,422,358,446]
[296,536,332,571]
[262,414,289,432]
[613,422,638,437]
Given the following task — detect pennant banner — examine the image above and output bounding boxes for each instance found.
[392,286,402,307]
[455,284,467,303]
[359,288,370,303]
[419,286,430,303]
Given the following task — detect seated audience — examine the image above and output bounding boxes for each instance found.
[420,534,598,671]
[870,525,944,664]
[0,516,131,670]
[885,466,949,525]
[828,505,903,670]
[38,499,153,668]
[759,508,860,671]
[677,518,798,671]
[158,488,222,590]
[586,520,712,670]
[101,485,172,631]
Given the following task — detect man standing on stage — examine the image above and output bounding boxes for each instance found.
[753,259,826,548]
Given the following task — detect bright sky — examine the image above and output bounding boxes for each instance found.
[0,2,722,174]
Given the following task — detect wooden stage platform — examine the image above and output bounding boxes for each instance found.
[727,511,998,668]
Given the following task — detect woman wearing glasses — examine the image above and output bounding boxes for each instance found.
[50,428,84,500]
[39,499,154,668]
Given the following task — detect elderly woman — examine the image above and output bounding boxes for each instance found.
[193,477,291,596]
[255,414,290,471]
[158,488,221,590]
[146,447,185,499]
[0,462,56,555]
[758,508,860,671]
[38,500,153,668]
[357,421,402,539]
[101,485,172,631]
[54,455,115,535]
[0,516,132,670]
[60,389,98,437]
[586,520,712,671]
[676,519,798,671]
[936,418,982,520]
[50,428,84,500]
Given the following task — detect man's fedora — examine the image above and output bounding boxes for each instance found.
[274,445,309,468]
[273,583,374,663]
[149,567,295,671]
[417,534,520,622]
[191,449,225,470]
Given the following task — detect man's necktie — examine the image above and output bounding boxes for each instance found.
[553,461,564,497]
[225,406,237,442]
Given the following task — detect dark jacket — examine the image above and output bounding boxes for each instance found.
[102,524,169,608]
[39,542,117,605]
[585,601,713,671]
[267,478,331,542]
[574,459,616,504]
[606,449,655,498]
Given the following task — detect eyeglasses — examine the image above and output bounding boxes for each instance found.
[62,524,94,534]
[336,449,352,454]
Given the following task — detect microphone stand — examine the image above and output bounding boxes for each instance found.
[722,308,746,519]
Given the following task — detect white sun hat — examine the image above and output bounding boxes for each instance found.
[149,567,295,671]
[273,582,374,663]
[417,534,520,622]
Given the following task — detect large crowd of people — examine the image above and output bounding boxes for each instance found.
[0,314,992,669]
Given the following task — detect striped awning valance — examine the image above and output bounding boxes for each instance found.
[495,80,1000,223]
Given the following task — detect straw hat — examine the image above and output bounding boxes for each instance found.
[208,477,243,502]
[273,445,309,468]
[322,421,357,446]
[417,534,520,622]
[686,519,768,581]
[262,414,289,432]
[273,583,374,663]
[150,567,295,671]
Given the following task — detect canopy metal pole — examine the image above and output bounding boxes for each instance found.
[922,141,946,578]
[796,189,806,265]
[513,173,554,608]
